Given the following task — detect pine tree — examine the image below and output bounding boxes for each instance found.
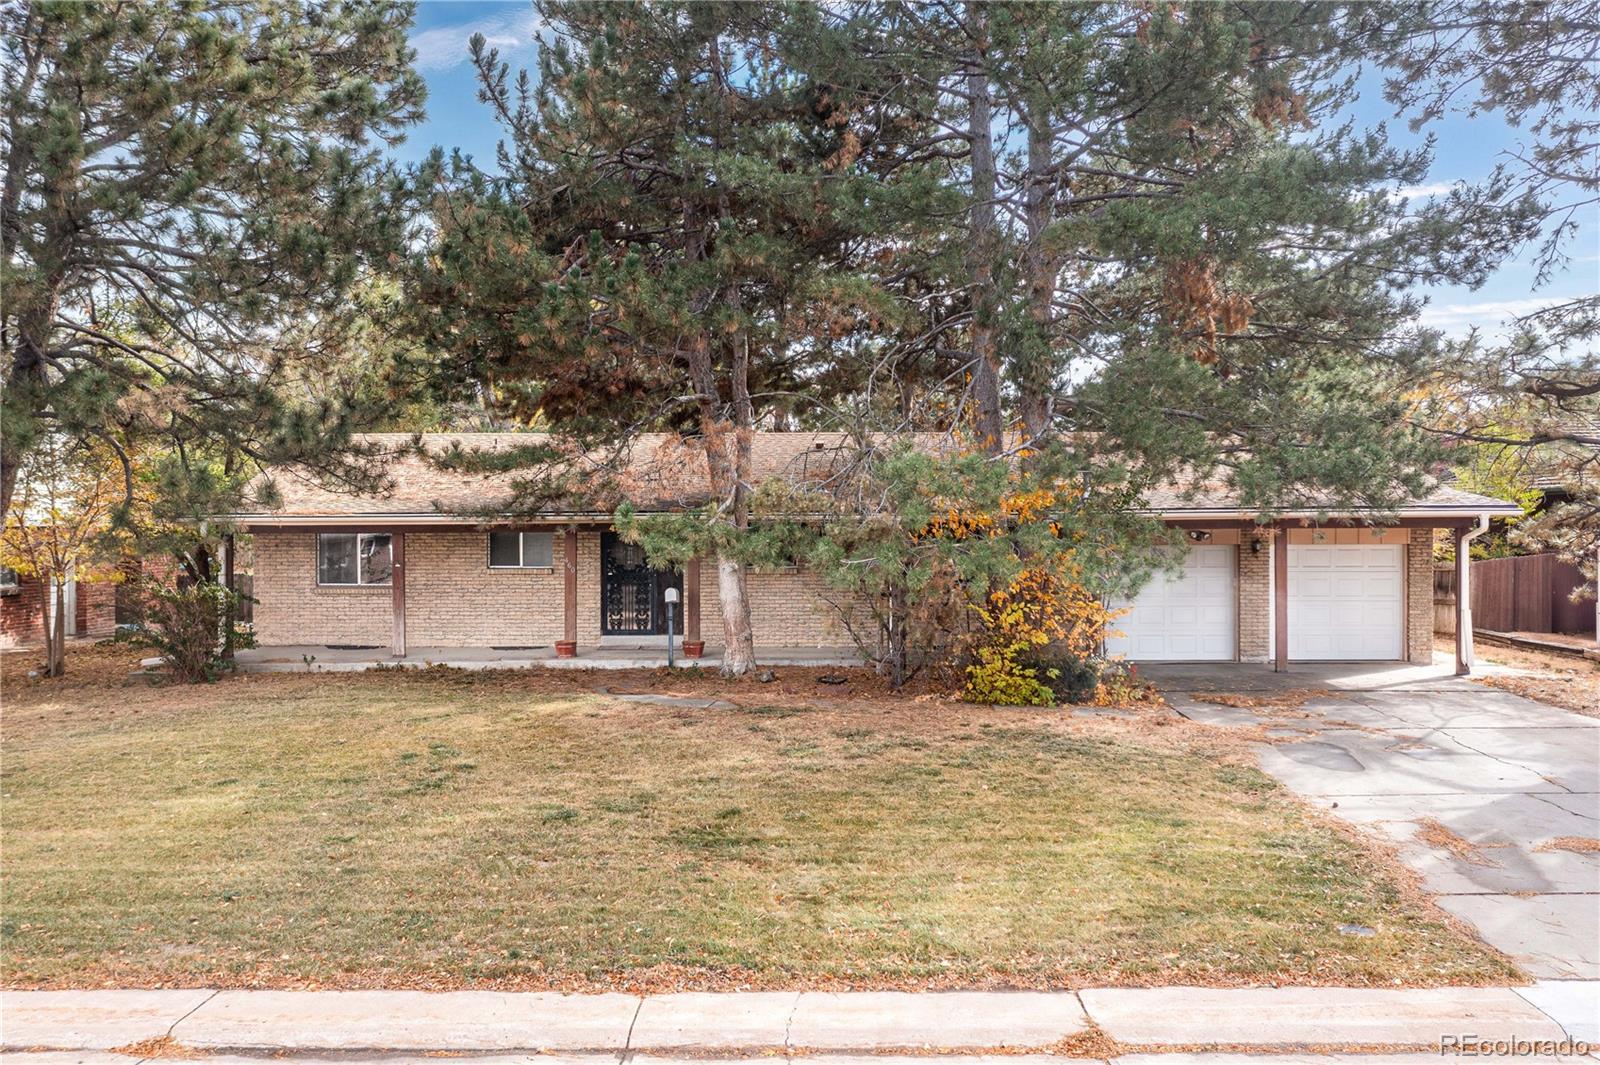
[1,0,427,520]
[415,1,932,675]
[1369,0,1599,566]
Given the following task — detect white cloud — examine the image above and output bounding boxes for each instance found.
[410,8,540,72]
[1393,181,1458,201]
[1416,296,1566,336]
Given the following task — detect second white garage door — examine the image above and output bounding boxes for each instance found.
[1106,545,1237,661]
[1288,544,1404,660]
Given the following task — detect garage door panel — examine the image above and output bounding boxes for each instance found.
[1289,544,1402,661]
[1107,545,1237,662]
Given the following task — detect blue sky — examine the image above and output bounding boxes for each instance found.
[398,1,1597,341]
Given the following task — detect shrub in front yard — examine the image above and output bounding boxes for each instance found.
[962,566,1112,706]
[132,579,253,682]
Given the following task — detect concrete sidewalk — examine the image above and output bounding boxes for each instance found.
[3,984,1595,1058]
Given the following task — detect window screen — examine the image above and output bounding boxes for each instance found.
[489,531,555,568]
[522,531,553,567]
[360,534,393,584]
[489,531,522,567]
[318,534,358,585]
[318,533,391,586]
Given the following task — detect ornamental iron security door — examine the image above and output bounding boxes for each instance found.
[601,530,683,636]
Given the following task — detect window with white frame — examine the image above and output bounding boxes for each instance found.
[317,533,392,586]
[489,530,554,569]
[0,565,19,595]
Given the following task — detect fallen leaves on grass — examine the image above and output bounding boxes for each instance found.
[1415,818,1506,866]
[1436,637,1600,719]
[1535,836,1600,854]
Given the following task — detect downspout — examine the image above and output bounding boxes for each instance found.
[1457,513,1491,674]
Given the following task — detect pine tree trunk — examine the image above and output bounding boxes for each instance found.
[966,3,1004,456]
[1,317,53,522]
[881,581,909,687]
[1018,111,1057,446]
[716,552,756,675]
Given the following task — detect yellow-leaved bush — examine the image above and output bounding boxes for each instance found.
[961,565,1114,706]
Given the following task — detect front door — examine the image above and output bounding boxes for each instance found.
[601,531,683,636]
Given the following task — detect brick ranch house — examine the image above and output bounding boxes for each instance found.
[0,565,116,649]
[226,432,1519,673]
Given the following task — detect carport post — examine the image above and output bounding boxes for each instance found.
[222,532,236,660]
[1454,527,1469,675]
[1273,524,1289,672]
[558,526,578,658]
[390,530,406,658]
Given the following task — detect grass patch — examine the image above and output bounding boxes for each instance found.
[0,643,1517,990]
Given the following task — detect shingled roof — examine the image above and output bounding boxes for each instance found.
[229,431,1520,525]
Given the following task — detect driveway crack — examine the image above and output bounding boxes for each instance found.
[1530,793,1598,821]
[1439,730,1576,793]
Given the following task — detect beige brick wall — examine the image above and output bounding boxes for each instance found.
[696,563,857,650]
[251,531,392,647]
[1237,534,1271,662]
[1406,527,1435,664]
[251,529,854,650]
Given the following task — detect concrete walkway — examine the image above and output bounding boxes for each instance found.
[226,644,860,673]
[1148,659,1600,981]
[3,984,1595,1059]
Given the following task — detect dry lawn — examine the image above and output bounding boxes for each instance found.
[1441,639,1600,718]
[1,643,1517,991]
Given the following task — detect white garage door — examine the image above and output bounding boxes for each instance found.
[1106,545,1237,661]
[1288,544,1404,660]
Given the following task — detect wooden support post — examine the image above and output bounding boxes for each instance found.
[684,557,704,658]
[390,531,406,658]
[557,527,578,657]
[1456,528,1471,675]
[222,532,236,660]
[1273,524,1289,672]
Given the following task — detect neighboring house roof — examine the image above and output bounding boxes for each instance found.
[227,431,1521,526]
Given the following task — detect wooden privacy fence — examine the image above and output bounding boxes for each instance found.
[1434,553,1595,636]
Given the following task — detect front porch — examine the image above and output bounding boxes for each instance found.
[230,643,862,673]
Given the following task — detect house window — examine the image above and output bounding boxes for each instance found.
[317,533,392,586]
[489,531,555,569]
[0,566,19,596]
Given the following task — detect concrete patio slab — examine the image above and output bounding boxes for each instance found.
[787,991,1088,1049]
[231,645,860,673]
[1138,659,1490,693]
[627,991,798,1049]
[168,989,640,1051]
[1076,986,1567,1046]
[1437,894,1600,980]
[1514,980,1600,1042]
[0,989,216,1051]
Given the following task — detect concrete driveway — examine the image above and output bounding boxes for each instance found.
[1146,660,1600,981]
